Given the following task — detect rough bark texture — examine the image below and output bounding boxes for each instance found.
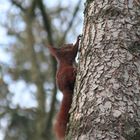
[66,0,140,140]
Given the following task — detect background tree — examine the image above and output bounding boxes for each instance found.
[0,0,83,140]
[66,0,140,140]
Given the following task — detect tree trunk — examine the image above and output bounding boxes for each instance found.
[25,16,46,140]
[66,0,140,140]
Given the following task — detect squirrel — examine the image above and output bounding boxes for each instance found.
[48,35,81,140]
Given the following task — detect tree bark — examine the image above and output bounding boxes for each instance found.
[66,0,140,140]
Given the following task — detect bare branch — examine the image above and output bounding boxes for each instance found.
[28,0,37,17]
[11,0,37,17]
[37,0,54,45]
[61,0,82,42]
[10,0,26,11]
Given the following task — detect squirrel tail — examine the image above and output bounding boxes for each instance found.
[54,90,73,140]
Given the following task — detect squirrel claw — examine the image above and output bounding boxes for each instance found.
[77,34,82,41]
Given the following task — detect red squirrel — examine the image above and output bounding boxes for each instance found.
[48,35,81,140]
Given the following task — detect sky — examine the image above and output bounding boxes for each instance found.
[0,0,37,109]
[0,0,84,108]
[0,0,84,139]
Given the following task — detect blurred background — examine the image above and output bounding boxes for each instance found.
[0,0,84,140]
